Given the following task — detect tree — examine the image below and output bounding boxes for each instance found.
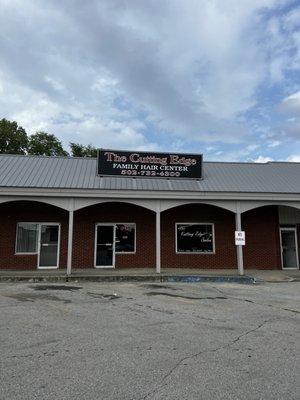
[70,142,98,157]
[0,118,28,154]
[0,118,98,158]
[28,132,68,156]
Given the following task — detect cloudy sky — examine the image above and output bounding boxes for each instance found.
[0,0,300,161]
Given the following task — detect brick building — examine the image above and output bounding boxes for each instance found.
[0,154,299,274]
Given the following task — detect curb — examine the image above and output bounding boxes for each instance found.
[0,274,256,284]
[165,275,256,284]
[0,276,67,283]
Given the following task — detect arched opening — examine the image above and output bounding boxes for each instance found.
[2,199,298,272]
[0,200,69,270]
[160,200,237,214]
[161,203,236,269]
[0,197,70,211]
[73,201,156,269]
[74,198,158,213]
[242,205,300,270]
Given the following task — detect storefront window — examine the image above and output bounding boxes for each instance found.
[115,224,136,253]
[16,223,38,253]
[176,223,214,253]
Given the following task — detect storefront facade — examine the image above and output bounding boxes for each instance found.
[0,154,299,274]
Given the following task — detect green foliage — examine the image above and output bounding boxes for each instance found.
[70,142,97,158]
[28,132,68,156]
[0,118,28,154]
[0,118,99,158]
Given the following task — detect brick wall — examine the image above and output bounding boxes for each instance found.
[243,206,281,269]
[0,201,68,269]
[0,200,285,270]
[72,202,156,268]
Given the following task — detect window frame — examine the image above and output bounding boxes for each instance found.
[15,222,61,260]
[94,222,137,256]
[15,222,39,255]
[175,222,215,254]
[37,223,61,270]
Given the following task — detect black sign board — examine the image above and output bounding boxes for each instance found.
[176,224,214,253]
[97,149,203,179]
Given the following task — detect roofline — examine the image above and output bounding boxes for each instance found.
[0,153,299,165]
[1,187,300,202]
[0,153,93,160]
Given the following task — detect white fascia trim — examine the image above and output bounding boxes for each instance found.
[0,187,300,202]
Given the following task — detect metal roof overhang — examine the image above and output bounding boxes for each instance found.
[1,186,300,202]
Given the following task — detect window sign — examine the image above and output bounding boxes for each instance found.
[16,223,38,253]
[176,223,214,253]
[235,231,245,246]
[115,224,135,253]
[98,149,203,179]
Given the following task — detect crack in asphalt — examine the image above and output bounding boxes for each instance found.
[146,292,227,300]
[140,319,273,400]
[282,307,300,314]
[211,286,300,315]
[142,284,181,291]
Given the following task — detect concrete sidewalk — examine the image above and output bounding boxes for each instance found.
[0,268,298,283]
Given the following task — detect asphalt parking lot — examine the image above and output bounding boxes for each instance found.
[0,281,299,400]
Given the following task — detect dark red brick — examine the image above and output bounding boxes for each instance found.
[0,201,287,270]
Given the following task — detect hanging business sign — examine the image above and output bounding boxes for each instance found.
[97,149,203,179]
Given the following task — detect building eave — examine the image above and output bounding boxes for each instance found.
[0,186,300,202]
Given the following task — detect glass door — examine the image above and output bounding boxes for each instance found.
[95,224,115,268]
[38,224,60,269]
[280,228,299,269]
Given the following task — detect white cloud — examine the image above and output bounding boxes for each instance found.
[0,0,299,152]
[287,154,300,162]
[0,72,156,151]
[280,91,300,113]
[283,8,300,30]
[44,76,65,92]
[253,155,274,163]
[268,140,281,147]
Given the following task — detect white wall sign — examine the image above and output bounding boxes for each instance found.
[235,231,245,246]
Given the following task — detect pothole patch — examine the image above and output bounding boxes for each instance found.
[30,285,82,291]
[4,293,71,303]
